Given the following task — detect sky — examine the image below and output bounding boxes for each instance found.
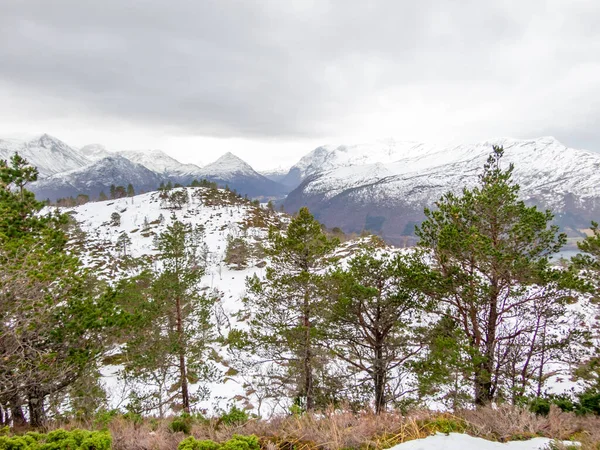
[0,0,599,170]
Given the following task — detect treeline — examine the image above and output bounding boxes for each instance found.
[49,178,224,207]
[1,148,600,429]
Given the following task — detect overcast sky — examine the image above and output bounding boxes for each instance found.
[1,0,599,170]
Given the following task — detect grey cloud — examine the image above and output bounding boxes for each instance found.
[0,0,599,146]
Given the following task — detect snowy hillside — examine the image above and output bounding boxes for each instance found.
[0,134,90,177]
[63,187,288,410]
[284,137,600,244]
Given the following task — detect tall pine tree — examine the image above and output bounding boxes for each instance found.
[242,207,338,411]
[415,146,580,405]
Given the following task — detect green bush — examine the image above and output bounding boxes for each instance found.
[169,417,192,435]
[221,435,259,450]
[178,437,221,450]
[219,406,249,426]
[177,435,259,450]
[577,392,600,415]
[528,394,575,416]
[423,416,467,434]
[0,429,111,450]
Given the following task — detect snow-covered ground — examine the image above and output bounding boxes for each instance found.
[59,186,596,415]
[62,187,286,412]
[389,433,578,450]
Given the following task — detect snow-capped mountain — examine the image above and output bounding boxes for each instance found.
[260,167,289,184]
[0,134,91,177]
[30,155,163,201]
[1,134,287,200]
[116,149,204,184]
[280,139,427,189]
[79,144,113,161]
[284,137,600,245]
[198,152,288,198]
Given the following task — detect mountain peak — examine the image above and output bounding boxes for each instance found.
[80,144,112,162]
[31,133,69,149]
[202,152,256,178]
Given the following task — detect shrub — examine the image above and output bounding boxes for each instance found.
[169,417,192,435]
[178,437,221,450]
[220,406,249,426]
[578,392,600,415]
[221,435,259,450]
[528,394,576,416]
[0,429,111,450]
[177,435,259,450]
[423,415,468,434]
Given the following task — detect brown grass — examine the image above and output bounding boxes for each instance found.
[45,406,600,450]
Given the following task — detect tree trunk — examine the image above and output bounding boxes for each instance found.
[474,358,494,406]
[303,290,314,411]
[27,391,45,428]
[474,286,498,406]
[374,341,386,414]
[175,295,190,413]
[10,399,27,427]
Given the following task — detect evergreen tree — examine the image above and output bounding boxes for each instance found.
[114,185,127,198]
[414,146,581,405]
[224,235,251,269]
[127,183,135,197]
[109,184,116,199]
[0,155,121,426]
[242,207,338,410]
[117,231,132,257]
[326,246,425,413]
[98,191,108,201]
[110,212,121,227]
[121,219,216,414]
[571,222,600,393]
[168,189,189,209]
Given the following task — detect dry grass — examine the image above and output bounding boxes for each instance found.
[46,406,600,450]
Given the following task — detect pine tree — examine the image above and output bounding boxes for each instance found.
[127,183,135,197]
[98,191,108,201]
[110,212,121,227]
[326,246,425,413]
[571,222,600,393]
[117,231,132,257]
[415,146,581,405]
[121,219,216,414]
[242,207,338,411]
[0,154,121,426]
[224,235,251,269]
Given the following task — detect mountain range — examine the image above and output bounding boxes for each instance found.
[2,133,600,245]
[0,134,287,200]
[283,137,600,244]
